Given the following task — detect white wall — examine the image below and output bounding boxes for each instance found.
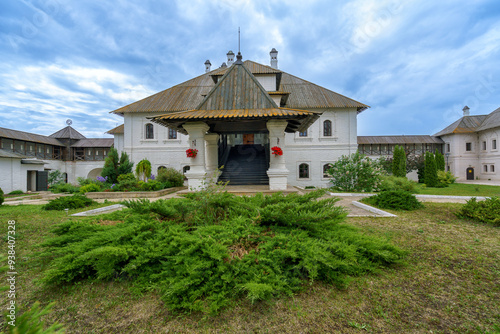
[284,108,358,187]
[254,74,276,91]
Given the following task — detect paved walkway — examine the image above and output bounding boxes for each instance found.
[4,187,493,218]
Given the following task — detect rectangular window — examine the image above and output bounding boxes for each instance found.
[446,143,450,152]
[466,142,472,151]
[491,165,495,173]
[484,165,488,173]
[299,130,307,137]
[168,128,177,139]
[482,141,486,150]
[493,140,497,150]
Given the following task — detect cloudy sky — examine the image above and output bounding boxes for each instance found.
[1,0,499,138]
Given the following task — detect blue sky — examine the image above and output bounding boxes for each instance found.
[1,0,499,138]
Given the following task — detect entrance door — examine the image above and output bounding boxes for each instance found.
[466,167,474,180]
[36,171,49,191]
[243,134,254,145]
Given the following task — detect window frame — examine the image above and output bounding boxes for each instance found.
[323,120,332,137]
[168,128,177,140]
[298,163,310,179]
[465,142,472,152]
[145,123,154,139]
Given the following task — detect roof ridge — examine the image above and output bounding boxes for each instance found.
[197,62,278,111]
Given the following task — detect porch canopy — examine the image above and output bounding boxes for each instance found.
[149,54,320,134]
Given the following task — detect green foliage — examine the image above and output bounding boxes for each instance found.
[39,189,405,314]
[0,187,3,206]
[139,180,164,191]
[392,145,407,178]
[135,159,152,182]
[364,190,424,211]
[118,151,134,176]
[42,194,95,211]
[79,184,101,194]
[378,175,418,193]
[101,148,120,184]
[7,302,65,334]
[327,152,383,192]
[48,170,65,186]
[457,197,500,226]
[8,190,24,195]
[424,152,438,187]
[437,171,457,187]
[49,183,80,194]
[435,149,445,171]
[115,173,139,192]
[157,168,184,187]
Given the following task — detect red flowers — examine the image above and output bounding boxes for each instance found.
[271,146,283,156]
[186,148,198,158]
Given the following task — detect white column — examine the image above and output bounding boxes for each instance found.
[205,133,220,182]
[266,120,289,190]
[182,122,210,190]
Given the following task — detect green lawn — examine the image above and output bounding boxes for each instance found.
[0,200,498,333]
[415,183,500,197]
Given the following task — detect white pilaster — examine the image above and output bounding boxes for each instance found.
[182,122,210,190]
[205,133,220,182]
[266,120,289,190]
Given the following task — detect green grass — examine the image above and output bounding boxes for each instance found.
[415,183,500,196]
[0,201,498,333]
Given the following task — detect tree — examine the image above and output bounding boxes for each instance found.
[135,159,152,182]
[435,149,445,171]
[118,151,134,176]
[392,145,407,178]
[101,148,120,184]
[424,151,438,187]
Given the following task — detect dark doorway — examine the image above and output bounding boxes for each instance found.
[466,167,474,180]
[243,134,254,145]
[36,171,49,191]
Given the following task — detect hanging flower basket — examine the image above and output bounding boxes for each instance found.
[271,146,283,156]
[186,148,198,158]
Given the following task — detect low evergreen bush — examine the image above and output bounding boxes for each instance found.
[378,175,418,193]
[42,194,95,211]
[437,171,457,187]
[157,168,184,187]
[457,197,500,227]
[364,190,423,211]
[49,183,80,194]
[39,189,406,314]
[79,183,101,194]
[8,190,24,195]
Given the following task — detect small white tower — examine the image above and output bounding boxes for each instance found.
[204,60,211,73]
[270,48,278,69]
[463,105,470,116]
[227,51,235,66]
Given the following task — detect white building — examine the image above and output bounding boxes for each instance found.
[434,106,500,181]
[0,126,112,193]
[109,50,368,190]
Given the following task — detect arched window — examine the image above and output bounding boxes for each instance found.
[183,166,190,174]
[299,130,308,137]
[157,166,167,173]
[145,123,154,139]
[323,164,332,178]
[299,163,309,179]
[168,128,177,139]
[323,120,332,137]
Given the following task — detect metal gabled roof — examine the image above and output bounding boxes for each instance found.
[0,127,64,146]
[197,62,279,111]
[106,124,124,135]
[71,138,114,148]
[434,115,488,136]
[358,135,444,145]
[476,107,500,132]
[0,149,28,159]
[110,60,368,114]
[49,126,86,140]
